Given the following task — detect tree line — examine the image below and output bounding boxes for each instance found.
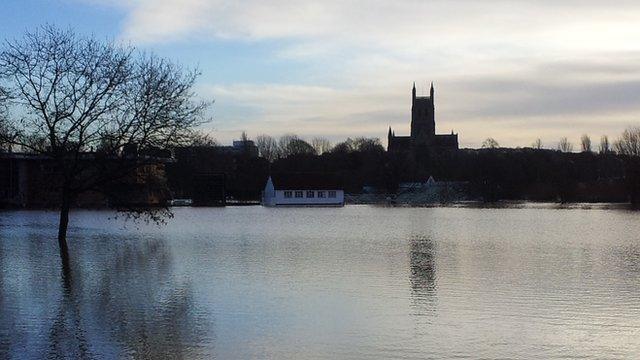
[208,129,640,206]
[482,129,640,157]
[253,134,385,161]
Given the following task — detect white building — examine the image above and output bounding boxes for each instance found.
[262,173,344,207]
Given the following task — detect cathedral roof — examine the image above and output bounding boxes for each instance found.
[434,134,458,147]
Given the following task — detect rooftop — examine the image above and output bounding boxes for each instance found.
[270,173,343,190]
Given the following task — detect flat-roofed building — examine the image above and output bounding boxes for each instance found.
[262,173,344,207]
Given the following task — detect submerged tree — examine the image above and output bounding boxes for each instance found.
[0,26,209,262]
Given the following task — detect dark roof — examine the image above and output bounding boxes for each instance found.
[390,136,411,146]
[270,173,342,190]
[389,136,411,151]
[434,134,458,147]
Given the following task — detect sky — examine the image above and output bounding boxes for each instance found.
[2,0,640,148]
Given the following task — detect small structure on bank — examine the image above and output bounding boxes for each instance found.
[262,173,344,207]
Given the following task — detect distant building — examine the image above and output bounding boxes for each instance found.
[216,140,259,158]
[262,173,344,207]
[388,83,459,152]
[0,152,171,209]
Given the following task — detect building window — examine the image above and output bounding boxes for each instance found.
[284,191,292,198]
[306,191,315,198]
[295,191,303,198]
[317,191,325,198]
[328,191,336,198]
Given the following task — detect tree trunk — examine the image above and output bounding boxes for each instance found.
[58,192,71,272]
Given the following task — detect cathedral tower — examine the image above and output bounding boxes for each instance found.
[410,82,435,145]
[387,82,457,153]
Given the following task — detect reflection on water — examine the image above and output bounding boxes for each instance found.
[2,207,640,359]
[409,236,437,313]
[0,218,207,359]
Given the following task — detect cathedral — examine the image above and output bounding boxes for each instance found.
[387,83,458,152]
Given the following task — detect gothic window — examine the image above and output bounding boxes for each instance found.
[306,191,315,198]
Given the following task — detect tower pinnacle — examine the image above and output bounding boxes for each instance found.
[430,81,434,102]
[412,82,416,102]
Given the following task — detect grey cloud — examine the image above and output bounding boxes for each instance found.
[448,79,640,118]
[443,55,640,120]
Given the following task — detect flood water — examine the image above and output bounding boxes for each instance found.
[1,206,640,359]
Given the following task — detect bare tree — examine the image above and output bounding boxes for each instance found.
[558,137,573,152]
[481,138,499,149]
[0,89,10,151]
[352,137,384,152]
[0,26,209,262]
[0,122,8,151]
[332,138,356,153]
[277,134,297,158]
[599,135,610,154]
[311,137,332,155]
[255,134,278,161]
[614,127,640,156]
[278,134,315,157]
[532,138,543,149]
[332,137,384,153]
[288,139,316,156]
[580,134,592,152]
[188,130,218,147]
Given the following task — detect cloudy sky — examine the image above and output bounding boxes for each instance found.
[2,0,640,147]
